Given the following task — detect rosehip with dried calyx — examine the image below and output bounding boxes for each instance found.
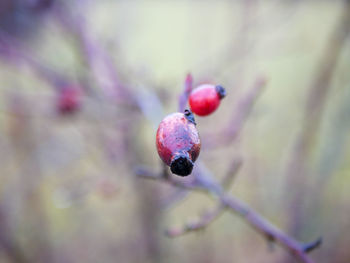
[156,109,201,176]
[189,84,226,116]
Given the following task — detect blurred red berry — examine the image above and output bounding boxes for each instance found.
[57,85,82,115]
[156,110,201,176]
[96,177,119,199]
[189,84,226,116]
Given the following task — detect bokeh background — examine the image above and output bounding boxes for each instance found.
[0,0,349,262]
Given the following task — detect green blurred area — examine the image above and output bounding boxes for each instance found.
[0,1,349,263]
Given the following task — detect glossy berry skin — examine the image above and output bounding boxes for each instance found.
[57,85,82,115]
[156,110,201,176]
[189,84,226,116]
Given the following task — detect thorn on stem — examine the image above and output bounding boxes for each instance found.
[302,237,322,253]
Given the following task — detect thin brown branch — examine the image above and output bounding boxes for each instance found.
[165,203,225,237]
[161,156,243,210]
[137,167,320,263]
[164,158,243,236]
[302,237,322,253]
[220,195,318,263]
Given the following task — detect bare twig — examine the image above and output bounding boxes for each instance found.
[137,167,320,263]
[164,157,243,236]
[220,194,319,263]
[165,203,225,237]
[302,238,322,253]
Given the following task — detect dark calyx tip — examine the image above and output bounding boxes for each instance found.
[184,109,196,125]
[170,155,194,176]
[215,85,226,99]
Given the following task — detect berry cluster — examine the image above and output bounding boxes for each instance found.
[156,79,226,176]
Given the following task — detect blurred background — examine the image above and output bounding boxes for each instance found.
[0,0,349,262]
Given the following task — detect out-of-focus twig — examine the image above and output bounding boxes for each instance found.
[205,76,267,148]
[53,3,135,105]
[7,93,53,263]
[197,0,257,81]
[284,0,350,239]
[164,159,242,237]
[0,30,66,89]
[137,166,320,263]
[302,238,322,253]
[165,203,225,237]
[0,205,27,263]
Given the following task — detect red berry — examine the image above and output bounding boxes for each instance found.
[57,85,82,115]
[189,84,226,116]
[156,110,201,176]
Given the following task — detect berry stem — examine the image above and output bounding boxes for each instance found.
[215,85,226,99]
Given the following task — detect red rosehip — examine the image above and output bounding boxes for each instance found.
[156,110,201,176]
[189,84,226,116]
[57,85,82,115]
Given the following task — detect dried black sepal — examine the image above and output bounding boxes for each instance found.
[215,85,226,99]
[170,155,194,176]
